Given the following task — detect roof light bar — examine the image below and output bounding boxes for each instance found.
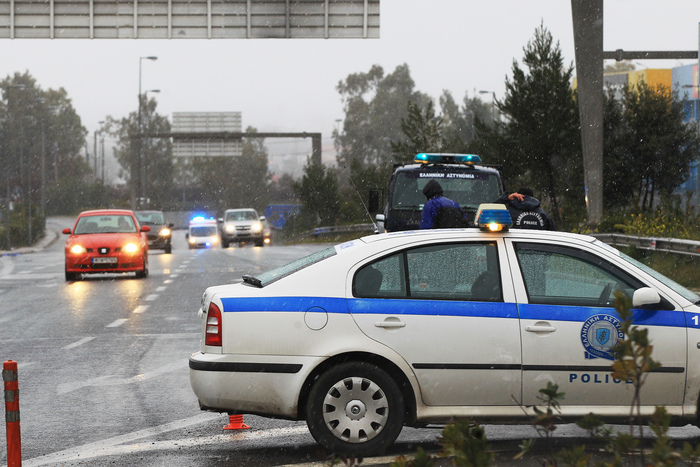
[475,203,512,232]
[414,153,483,165]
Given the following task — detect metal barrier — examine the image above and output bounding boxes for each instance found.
[592,233,700,257]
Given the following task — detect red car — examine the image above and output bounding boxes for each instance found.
[63,209,151,281]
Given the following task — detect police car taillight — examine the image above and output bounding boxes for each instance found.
[475,203,512,232]
[205,302,222,347]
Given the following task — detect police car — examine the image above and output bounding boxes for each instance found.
[186,217,219,249]
[189,205,700,457]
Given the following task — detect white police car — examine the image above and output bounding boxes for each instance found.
[189,205,700,457]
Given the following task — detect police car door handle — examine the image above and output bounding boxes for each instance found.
[525,324,556,333]
[375,319,406,328]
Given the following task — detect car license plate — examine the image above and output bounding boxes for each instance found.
[92,257,117,264]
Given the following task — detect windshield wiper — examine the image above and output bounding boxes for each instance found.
[242,275,263,288]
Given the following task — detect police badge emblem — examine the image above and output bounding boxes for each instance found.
[580,314,623,360]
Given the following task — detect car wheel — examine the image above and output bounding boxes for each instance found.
[305,362,404,457]
[255,239,264,247]
[164,244,172,254]
[221,239,229,248]
[135,256,148,279]
[65,269,80,282]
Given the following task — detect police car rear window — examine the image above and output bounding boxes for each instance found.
[243,246,337,288]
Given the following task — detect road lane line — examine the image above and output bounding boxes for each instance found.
[63,337,96,349]
[156,286,167,292]
[145,294,159,301]
[169,274,179,278]
[106,319,128,327]
[133,305,149,314]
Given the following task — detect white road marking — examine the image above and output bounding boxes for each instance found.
[133,305,149,314]
[22,413,224,466]
[106,319,128,327]
[63,337,96,349]
[0,256,14,277]
[155,286,167,292]
[163,279,173,284]
[169,274,179,278]
[56,361,186,395]
[145,294,159,301]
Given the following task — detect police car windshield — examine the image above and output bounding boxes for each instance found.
[243,246,337,287]
[191,226,217,236]
[619,250,700,304]
[392,172,502,210]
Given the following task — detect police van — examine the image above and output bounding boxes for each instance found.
[371,153,505,233]
[186,217,219,249]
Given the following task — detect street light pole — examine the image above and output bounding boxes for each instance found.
[478,90,497,121]
[93,120,105,181]
[141,89,160,205]
[136,56,158,209]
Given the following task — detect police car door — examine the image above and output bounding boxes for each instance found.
[507,240,686,410]
[347,239,522,407]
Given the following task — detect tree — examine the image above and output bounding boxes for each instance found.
[105,95,173,209]
[0,72,89,221]
[292,158,341,228]
[472,24,582,225]
[335,64,429,169]
[618,80,700,211]
[389,100,443,162]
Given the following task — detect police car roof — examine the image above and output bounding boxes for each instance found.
[357,227,598,246]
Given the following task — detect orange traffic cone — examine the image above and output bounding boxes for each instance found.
[223,414,250,430]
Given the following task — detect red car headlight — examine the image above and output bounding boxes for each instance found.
[70,245,85,254]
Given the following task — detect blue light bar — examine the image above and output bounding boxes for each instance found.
[414,153,482,165]
[475,204,512,231]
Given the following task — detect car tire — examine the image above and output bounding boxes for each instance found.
[221,239,229,248]
[135,256,148,279]
[305,361,404,457]
[164,244,172,254]
[65,269,80,282]
[255,239,264,247]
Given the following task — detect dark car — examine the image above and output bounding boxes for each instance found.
[134,210,173,254]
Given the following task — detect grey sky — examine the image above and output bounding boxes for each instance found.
[1,0,699,168]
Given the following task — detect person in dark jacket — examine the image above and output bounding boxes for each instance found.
[495,187,556,230]
[419,179,469,229]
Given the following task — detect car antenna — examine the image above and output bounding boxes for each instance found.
[349,176,378,230]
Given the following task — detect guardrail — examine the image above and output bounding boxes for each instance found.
[295,225,700,257]
[592,233,700,257]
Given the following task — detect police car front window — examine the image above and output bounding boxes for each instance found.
[245,246,337,287]
[515,243,639,307]
[619,251,700,304]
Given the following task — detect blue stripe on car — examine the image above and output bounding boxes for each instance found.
[221,297,689,328]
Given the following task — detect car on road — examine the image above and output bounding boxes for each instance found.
[219,208,265,247]
[187,217,219,249]
[134,210,174,254]
[63,209,150,281]
[189,204,700,456]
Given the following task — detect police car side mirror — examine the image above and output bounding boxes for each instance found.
[632,287,661,308]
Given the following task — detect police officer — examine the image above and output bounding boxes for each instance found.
[496,187,556,230]
[419,179,468,229]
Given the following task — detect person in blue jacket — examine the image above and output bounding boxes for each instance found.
[419,179,468,229]
[495,187,556,230]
